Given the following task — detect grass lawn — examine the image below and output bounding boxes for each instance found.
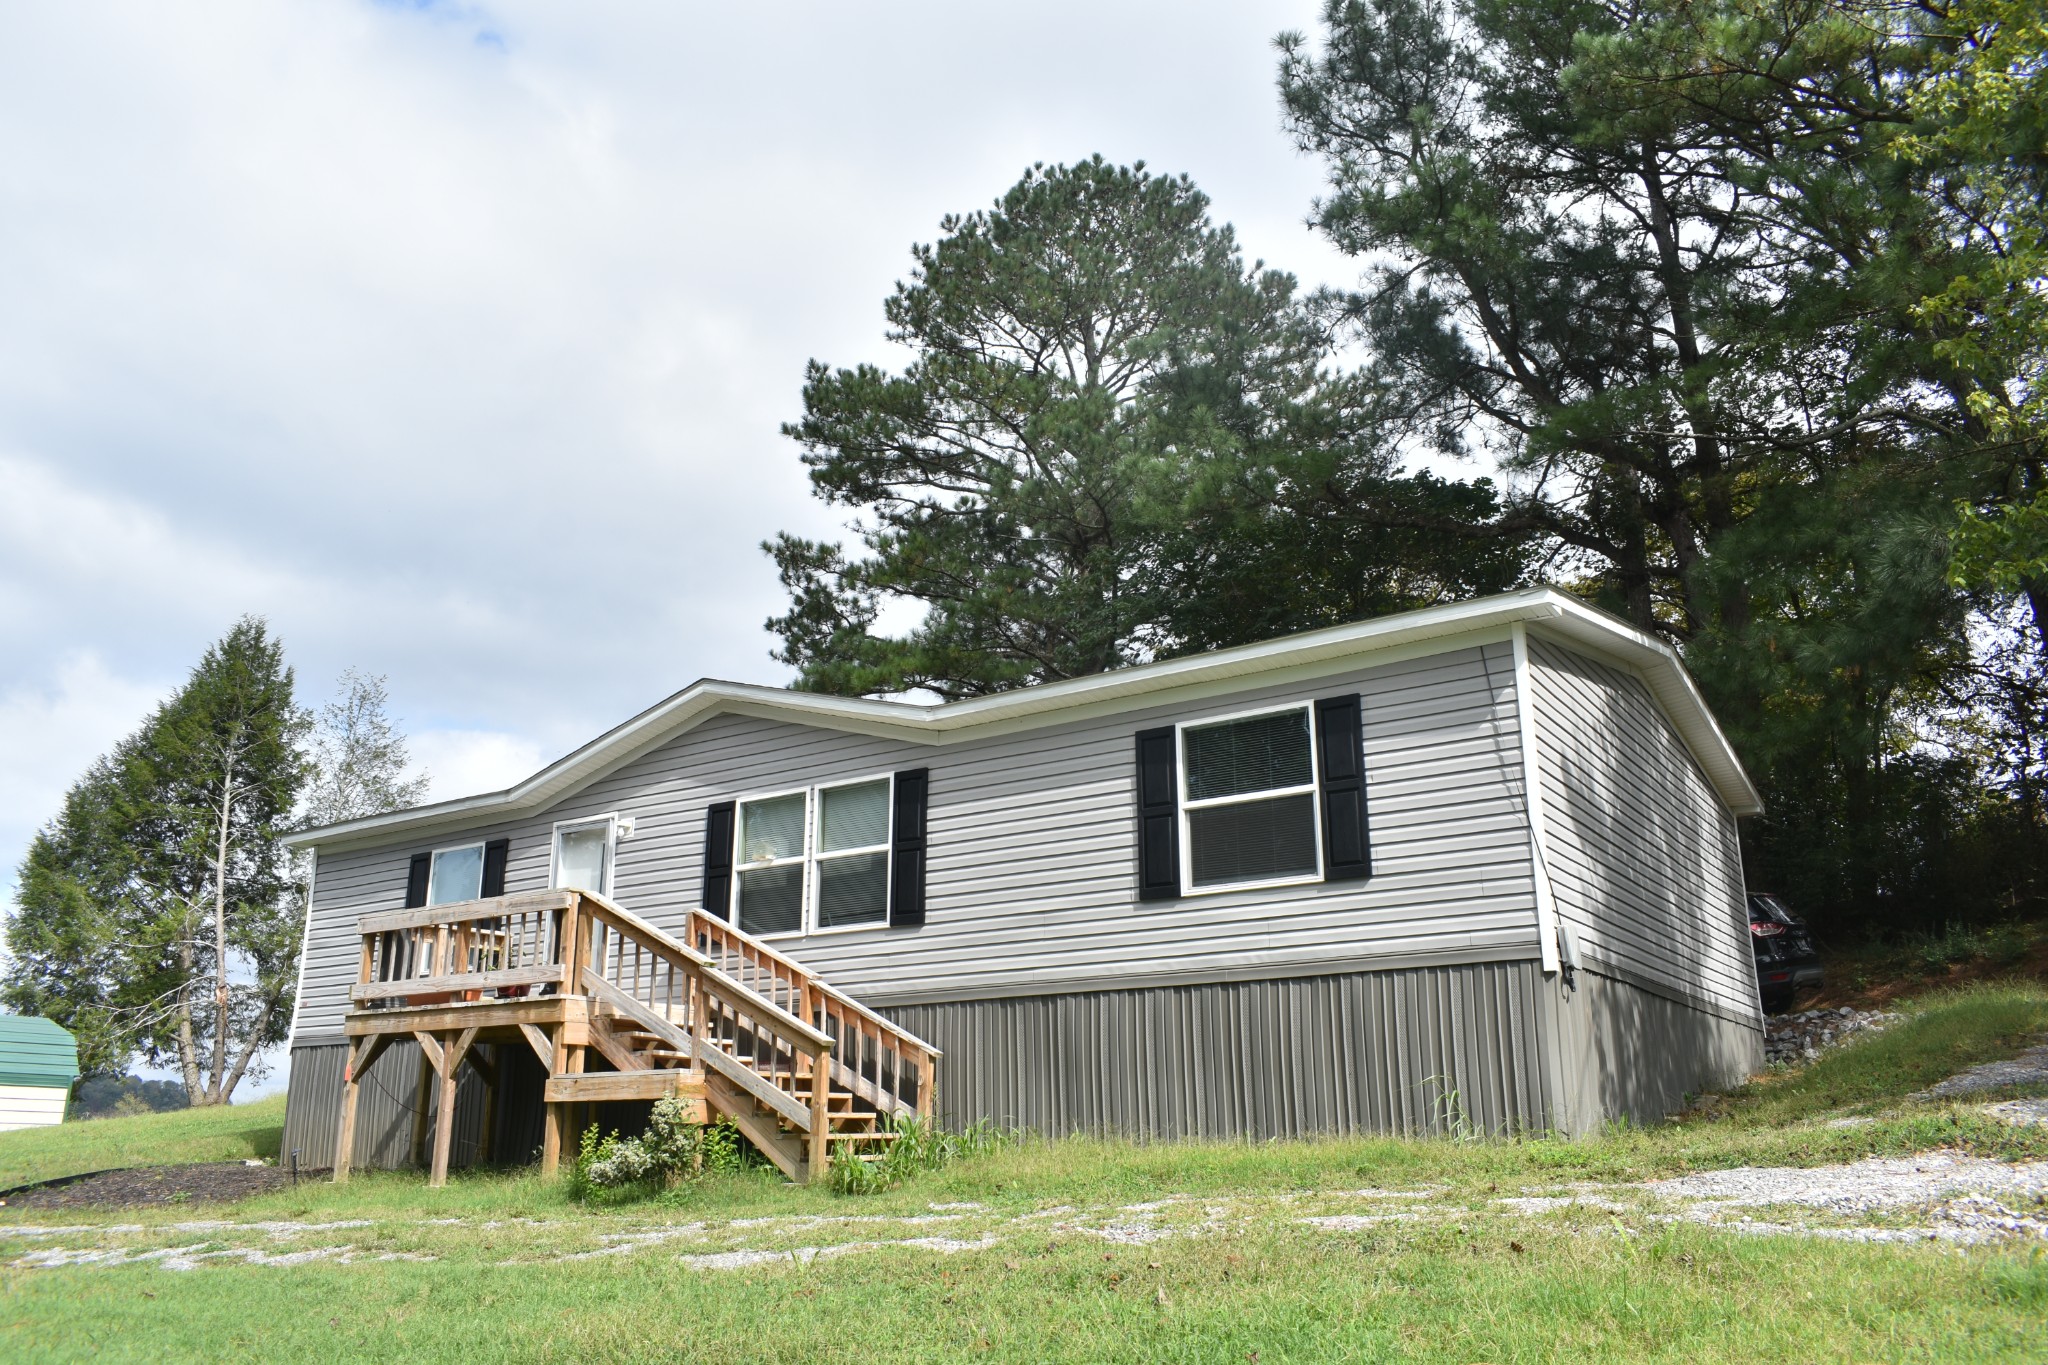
[0,1094,285,1191]
[1,985,2044,1363]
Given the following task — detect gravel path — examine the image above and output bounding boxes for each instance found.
[6,1150,2046,1272]
[1917,1042,2048,1099]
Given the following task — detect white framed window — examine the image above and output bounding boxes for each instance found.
[813,778,892,929]
[1177,703,1323,894]
[426,842,485,906]
[552,815,617,898]
[732,776,893,937]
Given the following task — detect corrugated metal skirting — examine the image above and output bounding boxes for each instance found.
[1543,967,1763,1134]
[280,1040,550,1172]
[885,959,1552,1140]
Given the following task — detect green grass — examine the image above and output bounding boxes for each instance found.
[1,985,2045,1362]
[0,1094,284,1190]
[3,1217,2043,1364]
[1731,982,2048,1124]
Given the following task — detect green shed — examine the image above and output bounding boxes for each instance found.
[0,1016,79,1131]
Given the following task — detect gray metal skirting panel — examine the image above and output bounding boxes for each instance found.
[883,959,1554,1140]
[1541,967,1763,1136]
[280,1041,551,1172]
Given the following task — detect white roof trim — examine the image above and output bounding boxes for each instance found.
[286,587,1760,851]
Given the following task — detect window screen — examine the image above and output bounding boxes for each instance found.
[1184,708,1313,801]
[1187,794,1319,887]
[1180,706,1320,890]
[816,779,890,927]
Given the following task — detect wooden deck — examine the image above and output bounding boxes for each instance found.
[334,889,939,1186]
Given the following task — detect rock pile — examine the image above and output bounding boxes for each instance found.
[1764,1006,1899,1065]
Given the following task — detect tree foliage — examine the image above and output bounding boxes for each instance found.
[303,668,429,828]
[5,619,309,1103]
[766,156,1521,698]
[1275,0,2043,930]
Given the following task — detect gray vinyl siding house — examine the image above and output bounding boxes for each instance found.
[280,588,1764,1169]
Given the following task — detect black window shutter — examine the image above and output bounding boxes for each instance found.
[1134,726,1181,901]
[480,838,510,899]
[890,768,930,927]
[1315,694,1372,881]
[404,851,432,908]
[700,801,736,919]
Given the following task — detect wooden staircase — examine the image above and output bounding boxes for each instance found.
[333,888,939,1186]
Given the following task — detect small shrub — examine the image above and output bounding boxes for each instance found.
[698,1119,748,1176]
[569,1099,758,1200]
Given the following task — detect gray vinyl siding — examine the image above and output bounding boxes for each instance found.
[290,642,1543,1043]
[1526,638,1757,1021]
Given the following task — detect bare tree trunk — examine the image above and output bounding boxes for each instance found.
[174,923,203,1099]
[206,749,238,1105]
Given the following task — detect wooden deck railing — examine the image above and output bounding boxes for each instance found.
[685,908,940,1120]
[352,890,575,1005]
[348,889,939,1178]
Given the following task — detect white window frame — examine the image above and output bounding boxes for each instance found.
[1175,701,1324,897]
[426,840,487,907]
[729,774,894,939]
[731,784,818,940]
[549,813,619,899]
[808,775,896,936]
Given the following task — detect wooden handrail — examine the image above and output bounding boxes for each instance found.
[356,889,571,1004]
[359,890,575,936]
[580,894,833,1050]
[685,908,939,1118]
[685,908,942,1060]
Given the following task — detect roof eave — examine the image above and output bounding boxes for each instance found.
[287,587,1758,849]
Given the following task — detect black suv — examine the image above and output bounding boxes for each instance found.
[1748,893,1822,1014]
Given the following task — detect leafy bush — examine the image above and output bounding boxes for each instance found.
[568,1098,756,1199]
[68,1074,190,1120]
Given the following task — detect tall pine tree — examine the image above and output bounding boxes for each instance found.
[5,619,309,1102]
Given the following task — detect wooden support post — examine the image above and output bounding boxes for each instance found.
[542,1022,567,1177]
[429,1029,460,1188]
[807,1041,830,1182]
[688,962,709,1071]
[333,1038,362,1184]
[410,1044,433,1170]
[564,1042,588,1159]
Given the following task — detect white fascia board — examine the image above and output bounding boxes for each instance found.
[287,587,1756,851]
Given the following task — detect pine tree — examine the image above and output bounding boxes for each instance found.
[4,618,310,1103]
[766,156,1510,698]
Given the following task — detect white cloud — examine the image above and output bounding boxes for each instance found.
[408,729,551,804]
[0,0,1361,902]
[0,653,170,844]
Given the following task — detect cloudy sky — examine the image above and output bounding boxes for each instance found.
[0,0,1365,950]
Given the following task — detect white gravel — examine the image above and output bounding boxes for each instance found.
[1984,1098,2048,1128]
[1644,1151,2048,1215]
[1917,1042,2048,1099]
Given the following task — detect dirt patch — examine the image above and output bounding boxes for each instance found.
[0,1163,328,1211]
[1806,936,2048,1012]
